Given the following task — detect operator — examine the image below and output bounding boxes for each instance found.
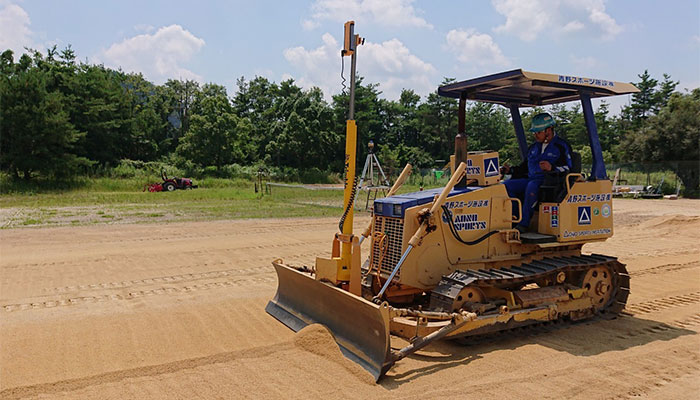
[500,112,572,233]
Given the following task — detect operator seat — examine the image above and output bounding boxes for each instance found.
[539,151,581,203]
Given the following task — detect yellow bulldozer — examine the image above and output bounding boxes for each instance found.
[267,22,639,381]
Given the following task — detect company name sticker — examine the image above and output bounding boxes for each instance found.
[444,200,489,209]
[452,214,487,231]
[442,211,487,231]
[558,75,615,87]
[466,159,481,175]
[563,228,611,238]
[567,193,612,203]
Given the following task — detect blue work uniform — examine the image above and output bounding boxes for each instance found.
[551,135,573,174]
[504,136,571,229]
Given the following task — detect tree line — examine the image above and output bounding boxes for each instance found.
[1,46,698,195]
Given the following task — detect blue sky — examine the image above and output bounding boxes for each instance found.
[2,0,699,113]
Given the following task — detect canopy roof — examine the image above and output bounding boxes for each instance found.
[438,69,639,107]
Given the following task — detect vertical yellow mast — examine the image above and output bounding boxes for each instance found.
[314,21,363,292]
[338,21,362,279]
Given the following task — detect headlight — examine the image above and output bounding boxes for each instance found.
[393,204,402,216]
[375,203,383,213]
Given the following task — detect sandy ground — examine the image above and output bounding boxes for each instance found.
[1,198,699,399]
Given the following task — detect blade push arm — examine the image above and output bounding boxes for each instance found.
[373,162,467,302]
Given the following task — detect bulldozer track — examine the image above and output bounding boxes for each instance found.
[671,313,700,328]
[46,264,279,294]
[623,291,700,315]
[629,260,700,277]
[2,274,277,312]
[3,242,325,271]
[432,253,630,317]
[40,251,318,295]
[1,219,334,246]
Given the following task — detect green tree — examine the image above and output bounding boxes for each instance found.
[0,52,88,180]
[70,64,136,166]
[594,102,618,155]
[122,74,172,161]
[231,76,280,162]
[377,143,433,170]
[629,70,658,121]
[416,78,458,163]
[164,79,200,148]
[548,104,587,149]
[266,84,339,169]
[465,101,511,155]
[620,89,700,197]
[332,76,387,170]
[617,71,679,135]
[655,73,679,111]
[176,84,251,169]
[396,89,421,148]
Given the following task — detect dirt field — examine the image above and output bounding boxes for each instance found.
[1,198,699,399]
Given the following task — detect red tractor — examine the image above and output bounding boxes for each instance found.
[145,171,198,192]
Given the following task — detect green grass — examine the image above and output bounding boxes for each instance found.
[0,177,374,228]
[0,171,495,229]
[5,165,684,230]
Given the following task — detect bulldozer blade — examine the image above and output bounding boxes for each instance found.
[266,261,394,381]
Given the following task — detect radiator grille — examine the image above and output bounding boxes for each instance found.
[370,216,404,277]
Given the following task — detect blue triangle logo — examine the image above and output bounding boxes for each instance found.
[484,157,499,177]
[578,206,591,225]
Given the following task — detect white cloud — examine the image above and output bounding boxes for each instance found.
[283,33,436,100]
[98,25,205,83]
[284,33,339,97]
[492,0,550,42]
[562,20,585,33]
[444,29,510,68]
[301,19,320,31]
[303,0,432,30]
[692,35,700,45]
[587,5,622,39]
[0,3,34,56]
[492,0,623,41]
